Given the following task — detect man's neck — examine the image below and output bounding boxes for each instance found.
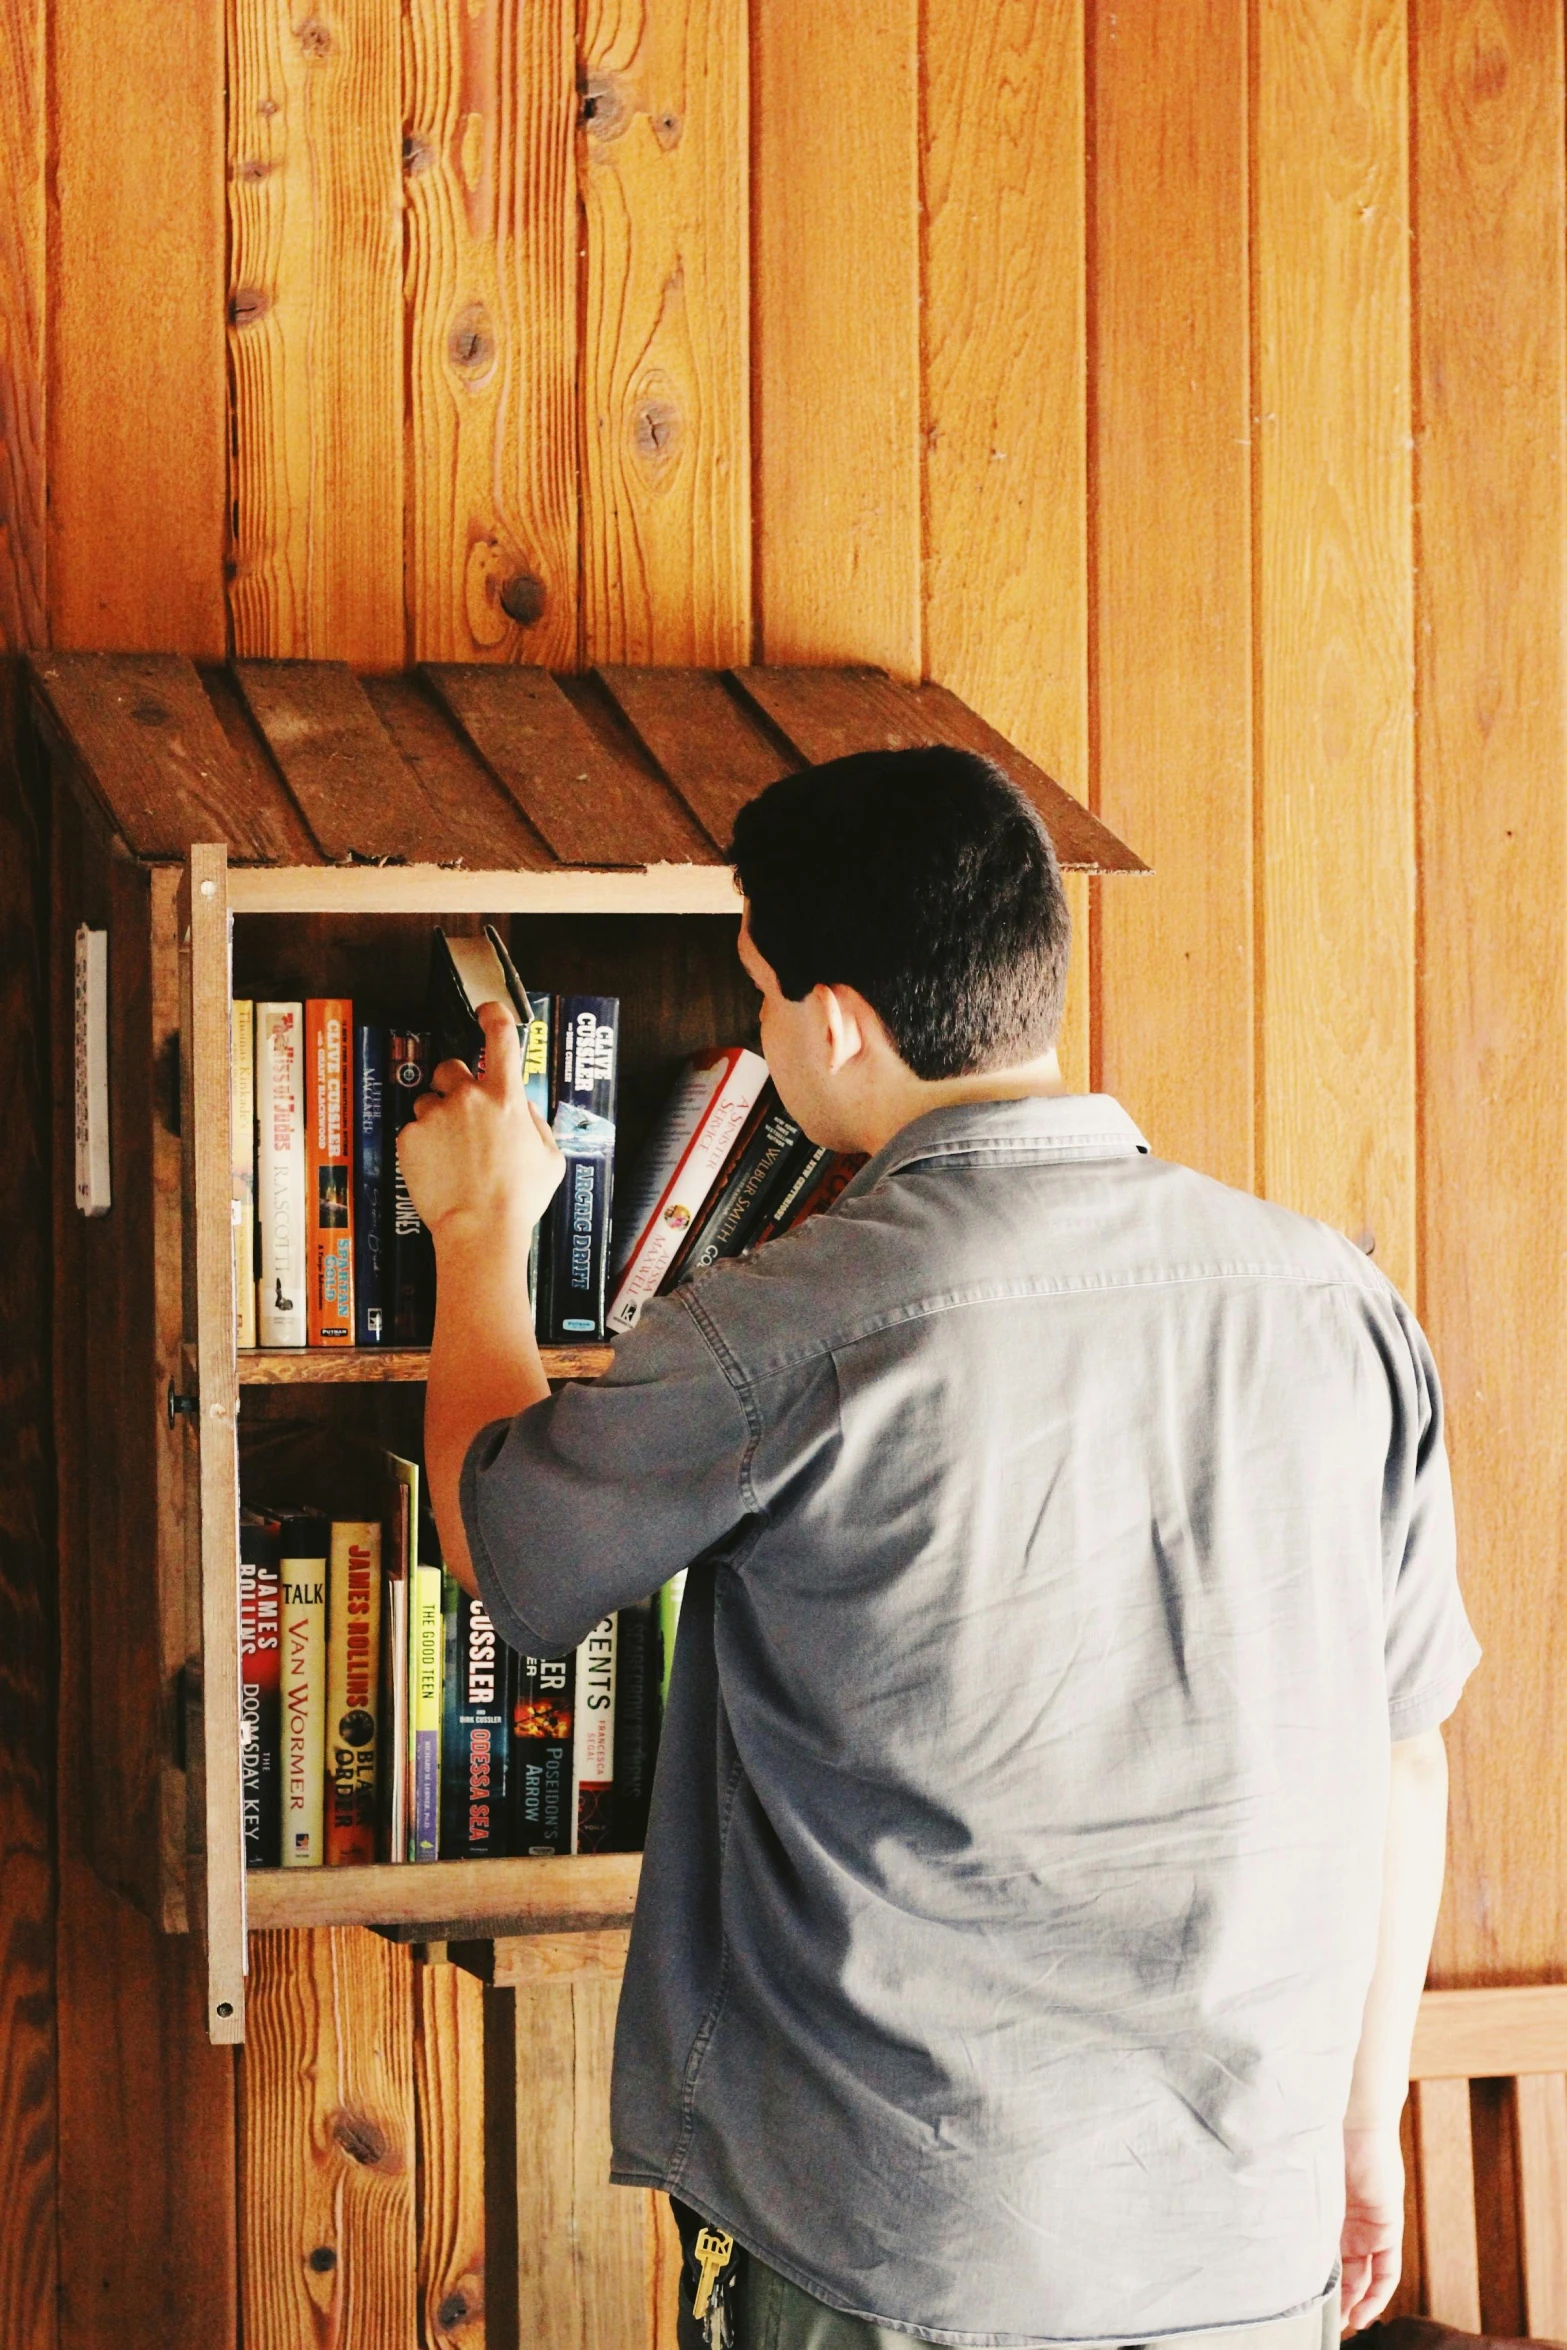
[853,1052,1070,1158]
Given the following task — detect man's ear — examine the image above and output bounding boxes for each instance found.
[817,984,874,1075]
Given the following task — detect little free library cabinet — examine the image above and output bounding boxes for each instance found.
[31,650,1144,2044]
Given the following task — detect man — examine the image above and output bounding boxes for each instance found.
[400,747,1477,2350]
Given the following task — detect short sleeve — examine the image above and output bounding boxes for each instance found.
[460,1289,754,1659]
[1383,1302,1480,1739]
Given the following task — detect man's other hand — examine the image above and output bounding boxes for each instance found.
[398,998,564,1246]
[1340,2122,1404,2333]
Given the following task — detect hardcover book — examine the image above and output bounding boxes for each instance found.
[522,991,552,1328]
[307,999,354,1346]
[541,995,620,1342]
[256,1003,307,1347]
[278,1512,329,1868]
[239,1510,281,1868]
[663,1087,806,1288]
[325,1520,381,1866]
[353,1025,389,1346]
[387,1032,436,1346]
[511,1650,574,1856]
[441,1578,512,1860]
[232,1000,257,1349]
[427,923,534,1067]
[571,1615,618,1854]
[608,1046,770,1334]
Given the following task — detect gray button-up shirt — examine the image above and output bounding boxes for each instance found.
[464,1095,1478,2347]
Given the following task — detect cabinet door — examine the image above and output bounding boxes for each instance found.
[180,843,248,2042]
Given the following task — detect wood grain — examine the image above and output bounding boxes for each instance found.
[1413,1985,1567,2079]
[1414,0,1567,1988]
[598,666,793,845]
[579,0,750,666]
[358,672,554,869]
[404,0,578,666]
[506,1982,577,2346]
[0,0,44,647]
[1254,0,1415,1298]
[476,1930,629,1986]
[573,1976,648,2350]
[1514,2072,1567,2338]
[247,1848,640,1935]
[238,1344,615,1385]
[415,1960,488,2350]
[242,1929,417,2350]
[228,0,404,666]
[1414,2076,1482,2328]
[228,862,741,915]
[1091,0,1254,1185]
[751,0,920,672]
[233,659,458,864]
[49,0,226,654]
[924,0,1088,1081]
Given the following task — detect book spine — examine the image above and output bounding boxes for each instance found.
[353,1025,390,1346]
[325,1521,381,1865]
[388,1032,436,1345]
[607,1051,770,1334]
[307,999,354,1345]
[657,1569,687,1712]
[279,1522,328,1867]
[771,1150,863,1236]
[256,1004,307,1347]
[666,1096,804,1288]
[744,1140,834,1250]
[232,1001,257,1349]
[543,996,619,1342]
[571,1615,618,1854]
[511,1651,574,1856]
[410,1558,444,1860]
[522,994,552,1328]
[612,1594,654,1852]
[610,1051,733,1281]
[441,1580,512,1859]
[239,1519,281,1867]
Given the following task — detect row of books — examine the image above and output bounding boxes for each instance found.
[240,1445,683,1869]
[232,927,861,1352]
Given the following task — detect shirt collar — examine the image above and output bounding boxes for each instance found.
[842,1094,1150,1199]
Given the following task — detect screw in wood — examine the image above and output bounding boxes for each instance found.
[500,573,548,627]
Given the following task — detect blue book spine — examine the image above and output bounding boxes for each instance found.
[543,995,619,1342]
[353,1024,389,1346]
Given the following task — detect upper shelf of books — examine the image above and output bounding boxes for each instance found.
[27,653,1147,907]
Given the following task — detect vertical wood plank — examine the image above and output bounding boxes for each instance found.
[416,1960,488,2350]
[242,1928,417,2350]
[579,0,750,666]
[1414,0,1567,1987]
[50,0,227,653]
[404,0,579,667]
[0,0,44,646]
[751,0,920,673]
[1254,0,1415,1299]
[1515,2073,1567,2338]
[506,1981,577,2345]
[1414,2076,1482,2328]
[573,1977,648,2350]
[1470,2077,1525,2337]
[1091,0,1254,1180]
[228,0,405,665]
[923,0,1090,1092]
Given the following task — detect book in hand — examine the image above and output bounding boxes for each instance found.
[325,1520,382,1866]
[307,999,354,1345]
[608,1046,770,1334]
[441,1578,513,1859]
[278,1512,329,1868]
[239,1511,282,1868]
[512,1650,574,1855]
[257,1004,307,1347]
[427,923,534,1068]
[541,996,620,1342]
[353,1025,390,1345]
[662,1085,807,1289]
[572,1615,618,1853]
[387,1032,436,1346]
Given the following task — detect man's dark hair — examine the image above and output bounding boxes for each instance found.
[729,745,1071,1080]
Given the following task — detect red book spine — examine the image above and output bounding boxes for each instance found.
[307,998,354,1345]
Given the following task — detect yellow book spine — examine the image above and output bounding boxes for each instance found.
[325,1521,381,1866]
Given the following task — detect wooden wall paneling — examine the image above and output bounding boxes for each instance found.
[1414,2076,1482,2328]
[49,0,227,654]
[578,0,750,666]
[923,0,1090,1088]
[1413,0,1567,1986]
[0,676,56,2350]
[228,0,405,666]
[1514,2072,1567,2337]
[1254,0,1415,1301]
[415,1960,488,2350]
[1089,0,1253,1181]
[1470,2078,1525,2337]
[573,1977,652,2350]
[404,0,578,667]
[751,0,921,673]
[0,0,44,647]
[242,1928,417,2350]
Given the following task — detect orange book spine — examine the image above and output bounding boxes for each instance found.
[307,998,355,1345]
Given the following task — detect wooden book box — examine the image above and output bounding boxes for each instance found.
[29,649,1145,2044]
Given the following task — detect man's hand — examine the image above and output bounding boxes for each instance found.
[398,998,564,1245]
[1340,2122,1404,2333]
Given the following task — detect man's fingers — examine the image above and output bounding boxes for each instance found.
[477,999,522,1099]
[430,1056,475,1096]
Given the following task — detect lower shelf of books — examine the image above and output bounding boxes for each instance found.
[245,1849,641,1940]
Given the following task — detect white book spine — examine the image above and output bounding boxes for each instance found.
[231,1000,257,1348]
[610,1054,731,1280]
[256,1003,307,1347]
[570,1614,618,1854]
[73,925,111,1215]
[607,1053,770,1334]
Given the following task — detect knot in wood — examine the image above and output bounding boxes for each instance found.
[331,2108,390,2167]
[437,2292,469,2327]
[403,132,434,177]
[632,392,682,475]
[652,109,683,152]
[230,287,270,328]
[306,2246,337,2274]
[580,71,631,140]
[448,304,495,379]
[131,700,169,727]
[499,573,548,626]
[297,17,332,59]
[235,156,271,183]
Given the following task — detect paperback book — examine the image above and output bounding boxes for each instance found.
[512,1650,574,1855]
[279,1512,329,1867]
[541,996,620,1342]
[239,1511,281,1868]
[325,1520,382,1865]
[441,1580,513,1860]
[353,1025,389,1346]
[307,999,354,1346]
[257,1003,307,1347]
[571,1615,618,1854]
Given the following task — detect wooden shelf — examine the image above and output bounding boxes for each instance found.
[237,1343,615,1385]
[245,1849,641,1940]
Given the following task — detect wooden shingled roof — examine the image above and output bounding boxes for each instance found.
[27,652,1146,875]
